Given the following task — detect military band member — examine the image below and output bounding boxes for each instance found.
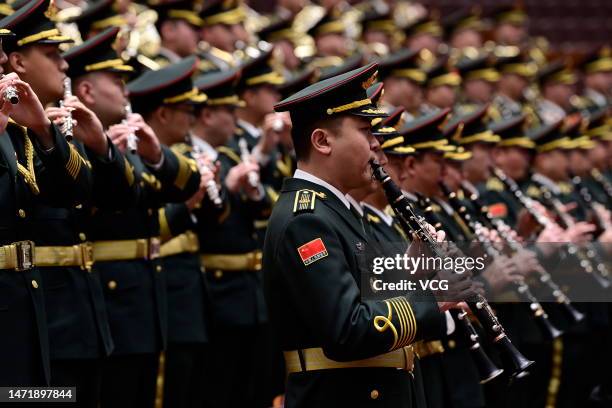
[257,17,303,73]
[150,0,203,67]
[0,23,93,387]
[442,8,485,50]
[402,14,443,57]
[490,49,538,122]
[88,57,201,407]
[265,63,455,408]
[534,61,578,125]
[378,48,426,118]
[423,59,461,112]
[2,1,130,404]
[67,0,127,40]
[578,46,612,113]
[455,51,499,114]
[198,0,245,69]
[490,5,529,48]
[305,9,350,59]
[196,64,275,408]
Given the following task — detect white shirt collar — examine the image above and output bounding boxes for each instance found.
[361,202,394,226]
[237,119,262,139]
[345,194,364,217]
[190,133,218,161]
[293,169,350,209]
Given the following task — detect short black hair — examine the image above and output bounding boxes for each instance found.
[291,115,345,162]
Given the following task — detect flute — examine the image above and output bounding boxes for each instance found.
[1,75,18,104]
[238,138,259,188]
[124,103,139,154]
[192,145,222,208]
[60,77,74,141]
[370,160,533,378]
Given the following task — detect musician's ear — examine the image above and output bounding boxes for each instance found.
[7,51,25,75]
[310,127,332,156]
[74,79,94,105]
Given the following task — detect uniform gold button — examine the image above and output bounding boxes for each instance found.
[79,233,87,241]
[370,389,379,400]
[140,181,145,187]
[214,270,223,279]
[31,280,38,289]
[108,280,117,290]
[448,340,456,349]
[75,204,83,209]
[200,266,206,273]
[18,209,26,218]
[156,265,163,272]
[147,209,153,216]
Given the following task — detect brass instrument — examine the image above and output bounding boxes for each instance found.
[370,160,533,378]
[439,181,563,340]
[60,77,74,141]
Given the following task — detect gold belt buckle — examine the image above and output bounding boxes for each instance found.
[14,240,35,271]
[148,237,161,260]
[79,242,94,271]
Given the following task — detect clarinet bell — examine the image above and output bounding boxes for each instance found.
[561,302,585,325]
[496,335,534,378]
[471,345,504,384]
[535,313,563,340]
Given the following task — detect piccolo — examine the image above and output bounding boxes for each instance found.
[439,181,563,341]
[238,138,259,188]
[1,75,18,104]
[370,160,533,378]
[124,103,139,154]
[60,77,74,141]
[192,145,222,208]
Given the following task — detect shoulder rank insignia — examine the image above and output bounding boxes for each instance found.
[293,189,325,213]
[557,182,573,195]
[171,143,193,155]
[486,177,505,192]
[526,185,541,198]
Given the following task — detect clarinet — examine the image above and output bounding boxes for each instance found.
[460,181,584,325]
[370,160,534,378]
[492,167,610,290]
[124,103,139,154]
[1,75,18,104]
[192,144,223,208]
[590,168,612,206]
[238,138,259,188]
[530,176,611,288]
[570,172,611,235]
[439,182,563,340]
[60,77,74,141]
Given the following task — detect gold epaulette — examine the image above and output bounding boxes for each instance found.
[216,146,241,164]
[526,184,541,198]
[170,142,193,156]
[293,189,326,214]
[486,177,505,192]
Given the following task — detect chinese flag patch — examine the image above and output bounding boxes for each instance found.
[297,238,328,266]
[487,203,508,218]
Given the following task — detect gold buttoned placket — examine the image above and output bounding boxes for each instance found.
[370,389,379,400]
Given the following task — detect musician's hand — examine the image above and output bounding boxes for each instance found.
[3,76,53,147]
[565,222,596,244]
[185,178,208,210]
[125,113,162,163]
[481,255,522,293]
[106,123,138,153]
[225,161,260,194]
[511,249,541,278]
[61,96,108,156]
[260,112,291,155]
[432,268,475,304]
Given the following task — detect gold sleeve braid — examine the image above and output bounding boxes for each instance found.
[124,157,135,186]
[66,144,91,179]
[158,208,172,242]
[374,297,417,351]
[173,151,198,190]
